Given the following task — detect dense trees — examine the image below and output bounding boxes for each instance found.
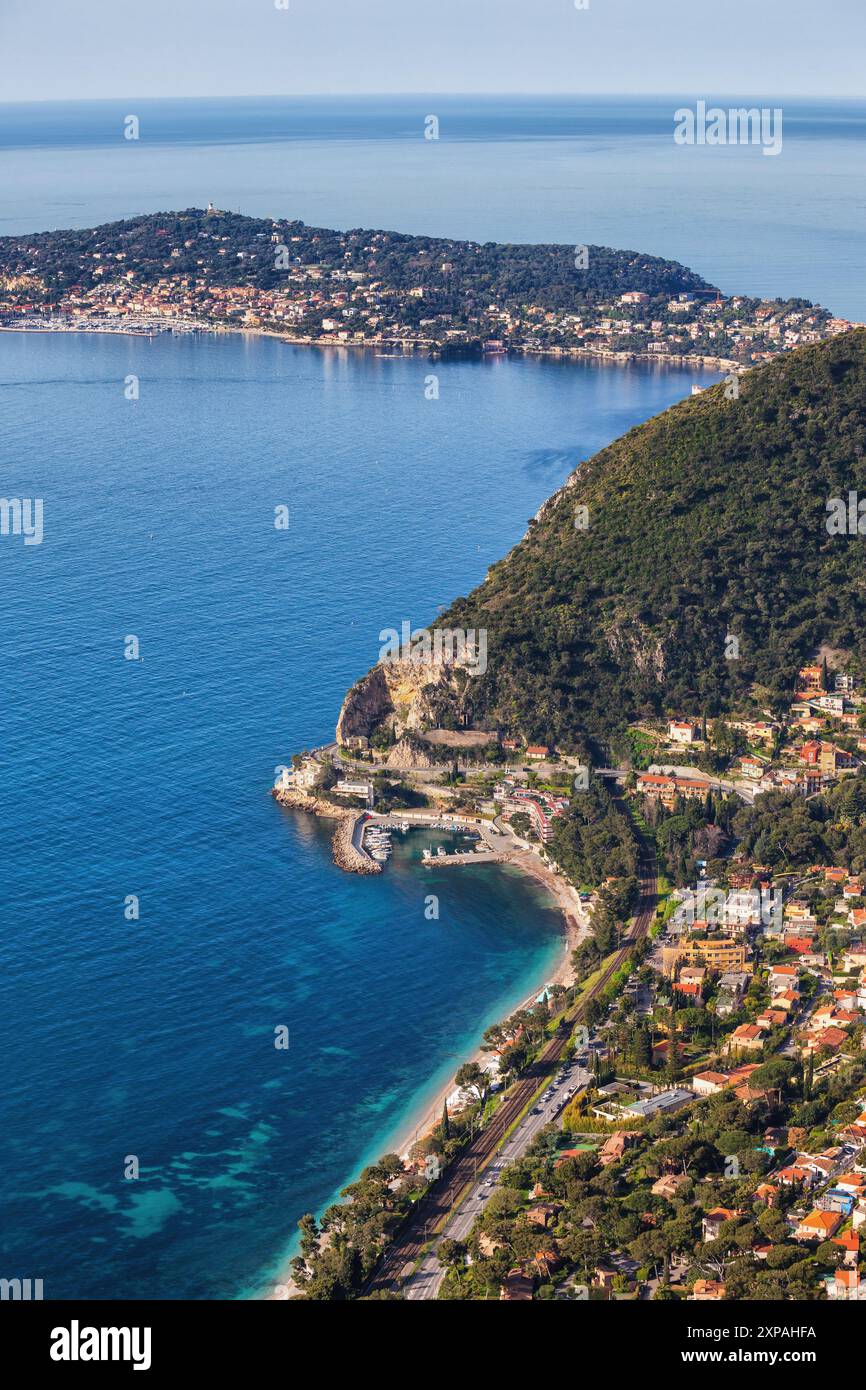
[549,776,638,886]
[436,331,866,748]
[291,1155,414,1300]
[438,1052,864,1301]
[733,771,866,874]
[0,208,715,311]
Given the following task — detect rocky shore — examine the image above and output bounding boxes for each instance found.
[332,815,382,875]
[271,785,353,819]
[271,785,380,875]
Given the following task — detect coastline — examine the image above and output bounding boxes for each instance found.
[0,320,740,372]
[383,851,586,1163]
[265,839,587,1299]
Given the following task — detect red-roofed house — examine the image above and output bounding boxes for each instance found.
[795,1210,843,1242]
[802,1026,850,1054]
[690,1279,726,1300]
[754,1183,779,1207]
[833,1229,860,1267]
[828,1268,861,1300]
[724,1024,765,1055]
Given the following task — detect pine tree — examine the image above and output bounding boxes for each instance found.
[665,1025,681,1084]
[803,1053,814,1102]
[634,1024,652,1070]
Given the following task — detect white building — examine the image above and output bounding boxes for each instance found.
[335,779,373,800]
[669,720,700,744]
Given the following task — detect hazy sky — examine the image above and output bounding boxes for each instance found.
[1,0,863,102]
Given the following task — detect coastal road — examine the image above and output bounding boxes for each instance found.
[365,806,657,1298]
[402,1059,593,1300]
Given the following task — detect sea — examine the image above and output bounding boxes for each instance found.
[0,95,863,1300]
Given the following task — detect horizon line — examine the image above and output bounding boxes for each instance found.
[2,91,864,107]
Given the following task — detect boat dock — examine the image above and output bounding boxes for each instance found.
[421,846,501,866]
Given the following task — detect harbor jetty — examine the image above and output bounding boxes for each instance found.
[272,778,511,876]
[332,815,382,875]
[271,784,380,874]
[421,846,500,866]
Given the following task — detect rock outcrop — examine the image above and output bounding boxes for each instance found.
[336,655,472,745]
[272,787,381,875]
[271,786,353,819]
[605,615,668,683]
[384,736,443,770]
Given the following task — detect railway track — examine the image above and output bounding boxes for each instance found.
[366,811,658,1295]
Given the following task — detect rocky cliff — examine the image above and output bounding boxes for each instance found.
[335,654,473,745]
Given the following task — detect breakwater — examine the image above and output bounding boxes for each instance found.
[271,786,380,875]
[332,815,382,875]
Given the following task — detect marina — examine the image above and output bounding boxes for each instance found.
[353,811,506,871]
[421,845,501,866]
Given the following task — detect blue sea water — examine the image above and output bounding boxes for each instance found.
[0,329,718,1299]
[0,94,863,1300]
[1,95,865,318]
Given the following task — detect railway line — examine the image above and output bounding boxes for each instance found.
[367,807,658,1295]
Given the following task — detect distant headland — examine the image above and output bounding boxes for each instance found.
[0,208,856,366]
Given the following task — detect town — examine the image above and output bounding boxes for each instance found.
[281,658,866,1300]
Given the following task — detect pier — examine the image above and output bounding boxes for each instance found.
[332,814,382,875]
[421,848,501,866]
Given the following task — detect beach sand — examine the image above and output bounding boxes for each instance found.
[266,847,589,1298]
[384,849,588,1162]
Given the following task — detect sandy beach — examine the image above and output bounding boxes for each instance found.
[266,845,589,1298]
[383,849,588,1163]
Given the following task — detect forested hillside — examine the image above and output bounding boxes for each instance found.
[435,330,866,752]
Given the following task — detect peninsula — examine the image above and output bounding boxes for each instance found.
[0,208,856,366]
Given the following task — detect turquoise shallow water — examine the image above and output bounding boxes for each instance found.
[0,328,716,1298]
[3,90,861,1299]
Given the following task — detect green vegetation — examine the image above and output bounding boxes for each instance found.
[733,771,866,874]
[0,210,839,363]
[0,208,713,319]
[438,1057,866,1301]
[432,331,866,750]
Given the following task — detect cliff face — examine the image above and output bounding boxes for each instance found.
[384,737,443,770]
[605,615,669,683]
[334,332,866,754]
[335,655,472,745]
